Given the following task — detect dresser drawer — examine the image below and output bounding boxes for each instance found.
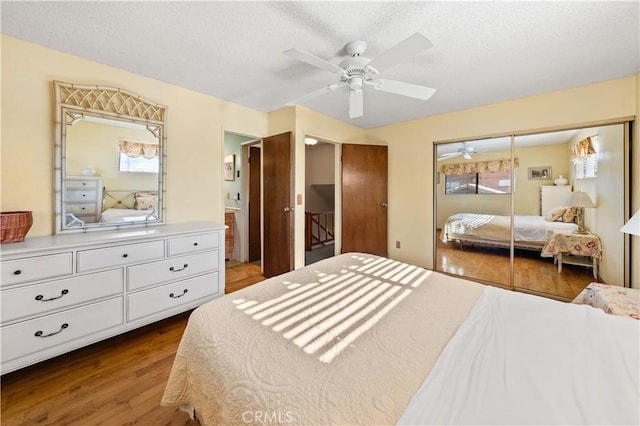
[127,272,219,321]
[1,297,123,363]
[1,253,73,287]
[167,232,219,256]
[1,269,123,324]
[128,250,219,291]
[77,240,164,272]
[65,179,99,189]
[66,203,98,215]
[65,190,98,202]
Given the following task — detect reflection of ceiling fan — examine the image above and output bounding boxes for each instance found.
[283,32,436,119]
[438,142,475,161]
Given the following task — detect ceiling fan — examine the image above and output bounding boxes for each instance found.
[283,32,436,119]
[438,142,475,161]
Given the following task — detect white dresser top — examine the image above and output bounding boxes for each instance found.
[0,222,226,258]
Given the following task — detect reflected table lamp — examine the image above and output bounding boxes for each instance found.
[621,210,640,236]
[570,191,595,234]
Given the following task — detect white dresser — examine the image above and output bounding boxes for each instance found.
[63,176,104,224]
[0,222,225,374]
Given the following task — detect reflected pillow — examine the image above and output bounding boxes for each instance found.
[134,192,157,210]
[562,207,577,223]
[545,206,567,222]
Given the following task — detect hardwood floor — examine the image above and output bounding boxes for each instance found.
[1,261,265,426]
[436,235,596,300]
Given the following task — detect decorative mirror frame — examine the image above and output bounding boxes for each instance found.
[53,81,167,233]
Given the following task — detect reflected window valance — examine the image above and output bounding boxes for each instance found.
[571,137,596,163]
[441,158,519,175]
[118,141,158,159]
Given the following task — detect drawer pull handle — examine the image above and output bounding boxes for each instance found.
[193,242,199,246]
[35,289,69,302]
[169,289,188,299]
[34,323,69,338]
[13,269,22,275]
[169,263,189,272]
[122,253,129,258]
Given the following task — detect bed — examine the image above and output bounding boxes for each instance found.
[441,212,578,250]
[99,190,158,223]
[161,253,639,425]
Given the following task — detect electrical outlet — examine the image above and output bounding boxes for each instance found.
[396,241,401,249]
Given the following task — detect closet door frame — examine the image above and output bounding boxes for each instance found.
[433,117,633,293]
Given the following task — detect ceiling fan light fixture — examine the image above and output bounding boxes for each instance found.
[284,32,435,119]
[304,137,318,145]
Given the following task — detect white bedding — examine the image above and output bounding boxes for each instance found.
[99,208,155,223]
[398,286,639,425]
[442,213,577,243]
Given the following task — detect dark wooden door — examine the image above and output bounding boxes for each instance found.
[262,132,293,277]
[248,146,261,262]
[342,144,388,256]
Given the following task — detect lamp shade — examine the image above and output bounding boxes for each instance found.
[570,191,595,208]
[621,210,640,236]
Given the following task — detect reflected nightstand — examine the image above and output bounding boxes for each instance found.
[541,230,602,279]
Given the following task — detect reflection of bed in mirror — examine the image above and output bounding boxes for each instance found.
[100,190,159,223]
[441,212,578,251]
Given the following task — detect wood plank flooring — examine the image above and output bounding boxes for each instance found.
[0,261,265,426]
[436,234,595,301]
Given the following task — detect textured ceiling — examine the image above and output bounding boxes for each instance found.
[2,1,639,129]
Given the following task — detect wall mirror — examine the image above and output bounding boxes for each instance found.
[434,122,630,300]
[54,81,167,234]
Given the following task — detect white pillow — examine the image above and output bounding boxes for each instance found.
[545,206,567,222]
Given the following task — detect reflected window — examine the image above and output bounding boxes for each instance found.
[445,171,511,194]
[119,153,159,173]
[575,135,598,179]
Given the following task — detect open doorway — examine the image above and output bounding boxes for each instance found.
[223,132,258,267]
[304,136,338,265]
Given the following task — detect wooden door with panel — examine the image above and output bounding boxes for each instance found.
[262,132,294,278]
[342,144,388,257]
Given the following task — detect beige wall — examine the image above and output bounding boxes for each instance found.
[1,35,268,236]
[366,75,637,287]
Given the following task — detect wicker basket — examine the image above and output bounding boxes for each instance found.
[1,211,33,244]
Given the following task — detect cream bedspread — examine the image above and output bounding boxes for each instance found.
[441,213,577,243]
[161,253,483,425]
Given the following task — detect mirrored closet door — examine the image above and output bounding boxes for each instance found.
[434,122,630,300]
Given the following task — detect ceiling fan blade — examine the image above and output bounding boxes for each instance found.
[285,83,345,106]
[367,32,434,73]
[283,48,345,74]
[373,79,436,101]
[438,152,462,159]
[348,90,363,119]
